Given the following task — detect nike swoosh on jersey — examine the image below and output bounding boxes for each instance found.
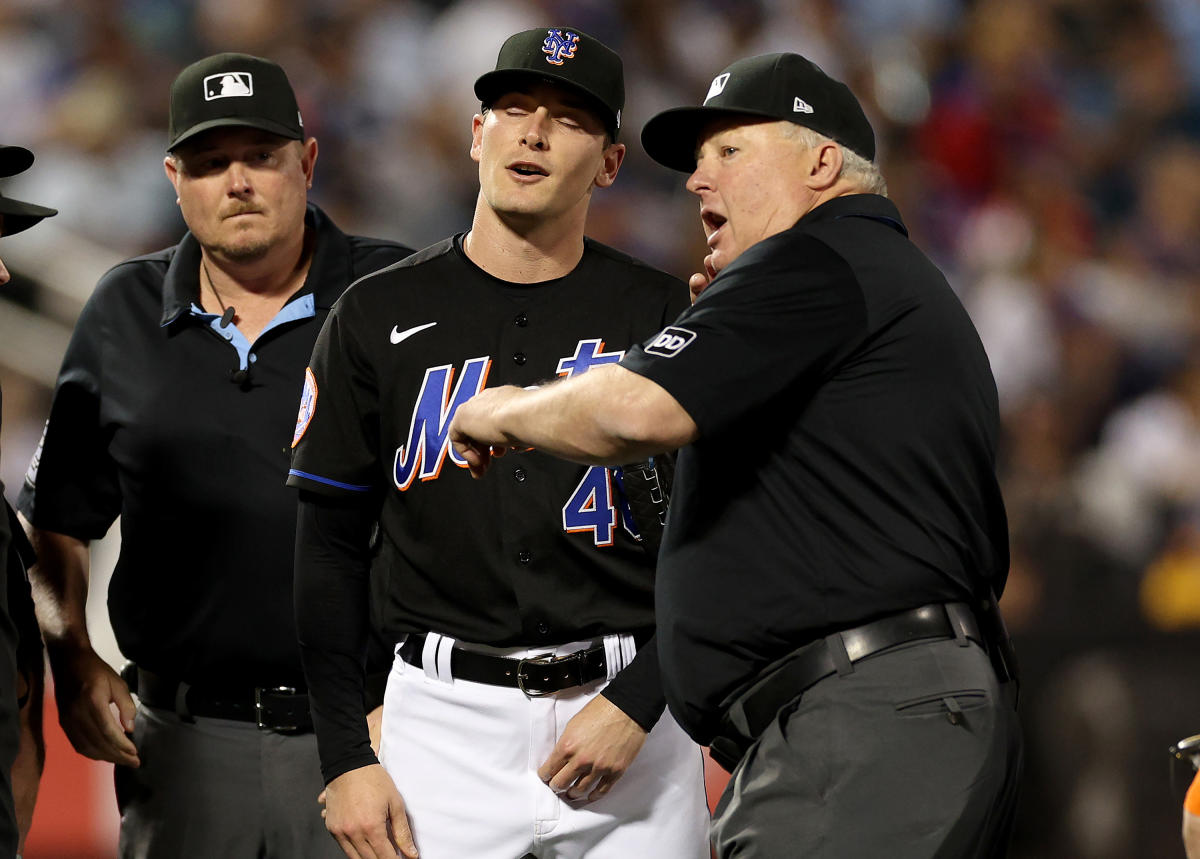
[390,321,438,344]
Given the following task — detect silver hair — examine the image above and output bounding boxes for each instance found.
[782,124,887,196]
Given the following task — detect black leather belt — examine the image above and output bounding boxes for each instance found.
[127,665,313,733]
[709,602,984,772]
[398,634,609,697]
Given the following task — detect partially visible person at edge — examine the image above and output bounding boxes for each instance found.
[17,53,412,858]
[1183,766,1200,859]
[0,143,54,859]
[288,27,709,859]
[449,52,1023,858]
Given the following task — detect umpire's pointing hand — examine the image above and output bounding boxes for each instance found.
[450,386,525,478]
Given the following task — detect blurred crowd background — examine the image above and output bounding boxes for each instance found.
[3,0,1200,856]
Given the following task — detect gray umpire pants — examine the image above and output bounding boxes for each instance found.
[115,703,343,859]
[711,637,1023,858]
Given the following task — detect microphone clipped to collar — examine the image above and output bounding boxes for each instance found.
[202,259,236,329]
[230,367,252,389]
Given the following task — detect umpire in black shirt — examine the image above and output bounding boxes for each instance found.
[17,54,411,857]
[450,52,1023,857]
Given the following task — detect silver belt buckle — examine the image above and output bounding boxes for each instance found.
[255,686,299,730]
[516,652,566,698]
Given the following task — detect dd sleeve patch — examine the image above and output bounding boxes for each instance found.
[292,367,318,448]
[644,326,697,358]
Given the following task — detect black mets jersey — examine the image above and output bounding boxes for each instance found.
[289,235,687,768]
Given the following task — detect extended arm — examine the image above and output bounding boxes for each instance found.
[449,364,697,477]
[22,519,138,767]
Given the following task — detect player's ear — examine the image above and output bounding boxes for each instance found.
[594,142,625,189]
[470,113,485,164]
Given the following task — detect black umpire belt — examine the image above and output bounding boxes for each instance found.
[398,633,609,697]
[709,602,984,773]
[127,665,313,733]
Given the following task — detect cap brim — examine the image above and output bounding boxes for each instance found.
[640,105,787,172]
[474,69,618,135]
[168,117,304,152]
[0,145,34,179]
[0,196,57,236]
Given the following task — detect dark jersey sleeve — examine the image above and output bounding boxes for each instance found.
[620,234,867,438]
[288,294,382,497]
[17,282,121,537]
[294,490,381,783]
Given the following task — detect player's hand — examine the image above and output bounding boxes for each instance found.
[537,694,648,804]
[324,764,418,859]
[48,646,139,767]
[449,386,525,479]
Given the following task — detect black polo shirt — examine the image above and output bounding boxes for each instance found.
[621,194,1009,744]
[17,205,411,688]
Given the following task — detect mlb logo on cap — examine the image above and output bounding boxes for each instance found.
[168,53,304,151]
[204,72,254,101]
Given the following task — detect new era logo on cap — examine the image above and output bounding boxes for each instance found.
[705,73,730,103]
[204,72,253,100]
[794,97,813,114]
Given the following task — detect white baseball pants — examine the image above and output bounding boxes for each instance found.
[379,633,711,859]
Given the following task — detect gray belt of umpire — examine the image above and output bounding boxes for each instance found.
[709,602,987,773]
[122,664,313,733]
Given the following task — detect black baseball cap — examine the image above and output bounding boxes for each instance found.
[474,28,624,139]
[0,145,57,236]
[641,52,875,172]
[168,53,304,152]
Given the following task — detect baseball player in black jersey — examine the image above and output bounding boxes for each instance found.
[289,28,709,859]
[18,55,412,858]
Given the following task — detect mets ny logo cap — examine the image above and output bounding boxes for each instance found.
[641,52,876,172]
[168,52,304,151]
[474,27,624,139]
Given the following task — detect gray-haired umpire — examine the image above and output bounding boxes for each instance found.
[16,54,412,858]
[0,144,54,859]
[449,51,1024,857]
